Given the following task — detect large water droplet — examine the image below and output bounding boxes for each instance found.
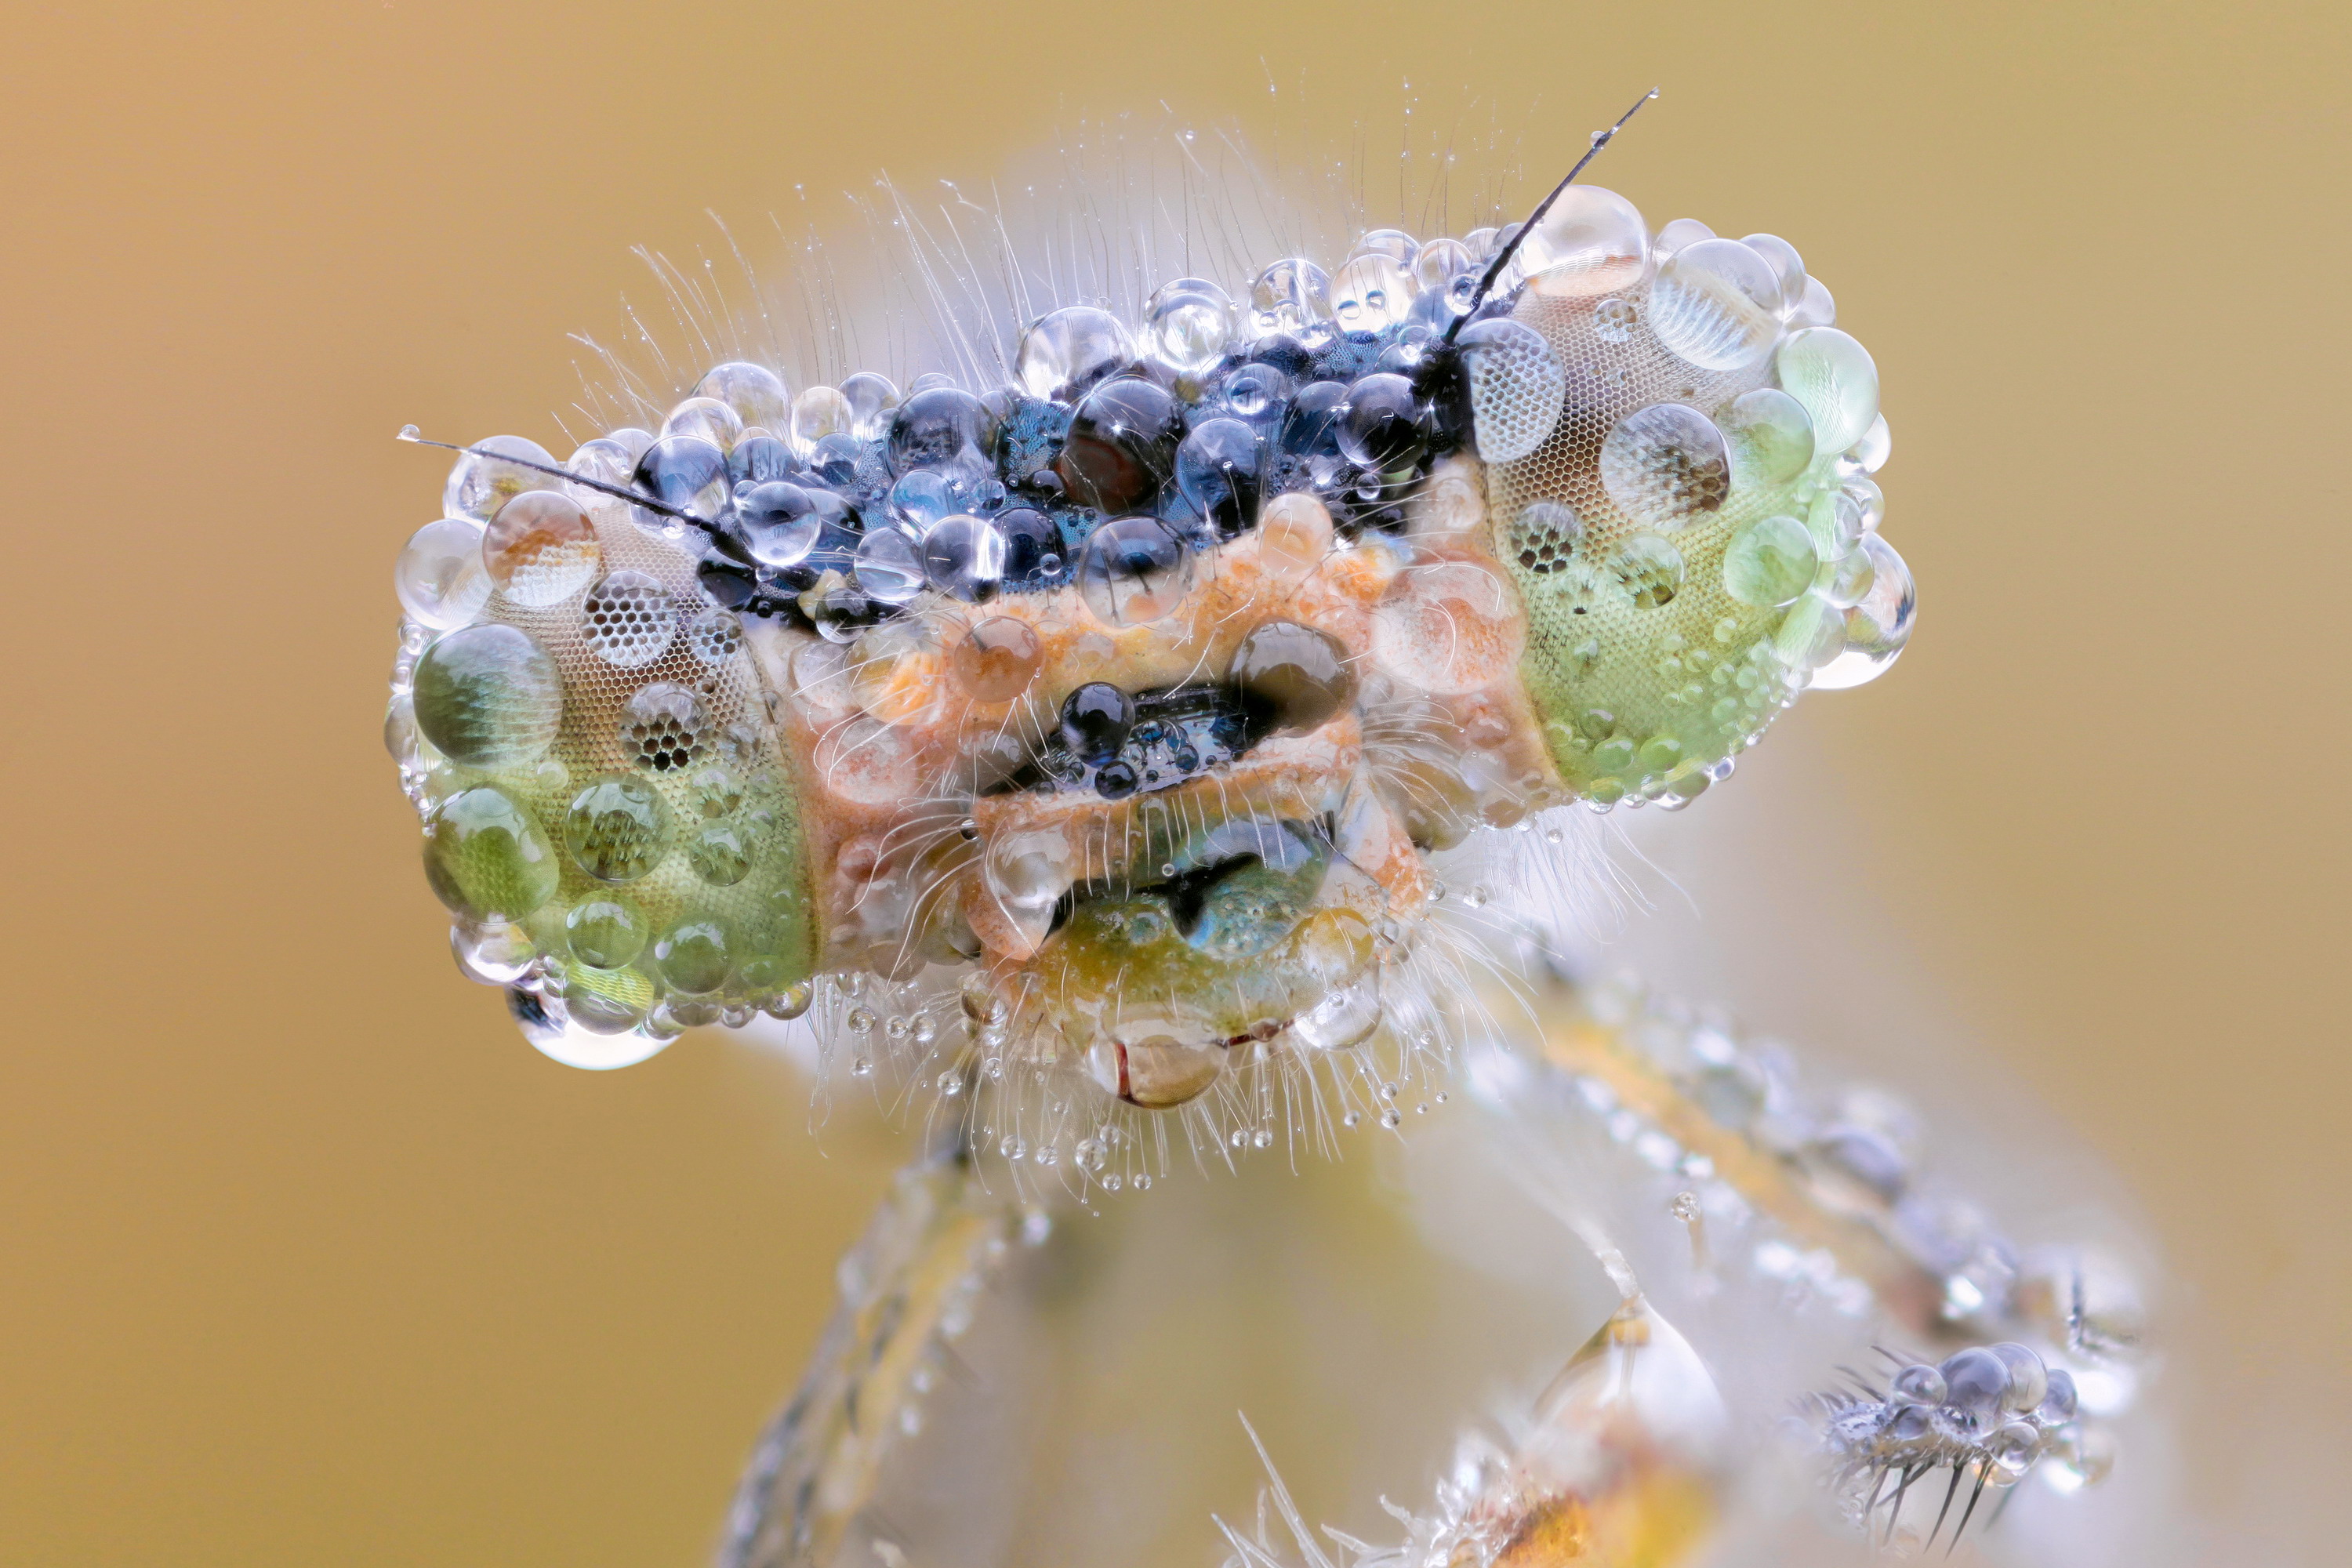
[564,774,671,883]
[394,517,491,631]
[1721,514,1819,608]
[483,491,601,606]
[1515,185,1650,298]
[1014,306,1135,403]
[1076,515,1192,626]
[1648,238,1786,371]
[1809,534,1915,689]
[411,623,563,768]
[424,786,560,921]
[1775,328,1880,454]
[1600,404,1730,527]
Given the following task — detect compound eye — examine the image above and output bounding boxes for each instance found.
[1458,318,1566,463]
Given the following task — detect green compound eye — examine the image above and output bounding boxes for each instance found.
[1469,215,1911,810]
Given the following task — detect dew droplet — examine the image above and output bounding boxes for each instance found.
[1076,515,1192,626]
[394,517,492,630]
[411,623,564,768]
[1648,238,1786,371]
[1516,185,1650,297]
[1600,405,1730,527]
[949,616,1043,702]
[484,491,601,606]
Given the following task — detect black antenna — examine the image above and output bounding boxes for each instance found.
[394,426,720,530]
[1441,87,1659,347]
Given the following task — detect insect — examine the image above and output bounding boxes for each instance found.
[381,96,2155,1563]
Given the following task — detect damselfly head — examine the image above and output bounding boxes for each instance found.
[388,122,1913,1165]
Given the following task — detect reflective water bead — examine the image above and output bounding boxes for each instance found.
[688,764,744,818]
[1218,361,1294,424]
[1721,515,1819,608]
[1174,418,1265,538]
[1371,561,1525,695]
[1653,217,1714,252]
[2038,1368,2080,1424]
[1014,305,1134,403]
[562,964,656,1036]
[411,623,564,768]
[1058,377,1182,513]
[887,469,959,531]
[579,570,679,669]
[886,387,991,485]
[1336,372,1429,471]
[984,826,1073,912]
[1058,681,1134,764]
[1939,1347,2009,1416]
[838,372,900,441]
[995,506,1060,588]
[1648,238,1786,371]
[1518,185,1650,297]
[684,605,743,666]
[1738,232,1806,299]
[1248,257,1330,336]
[1348,227,1418,266]
[619,682,709,771]
[1989,1342,2049,1412]
[1411,236,1472,295]
[452,920,536,985]
[1599,404,1730,526]
[1843,475,1886,535]
[728,434,800,488]
[688,822,756,886]
[1848,412,1892,474]
[1459,318,1567,463]
[444,434,557,521]
[1819,537,1878,607]
[949,616,1042,702]
[734,481,836,569]
[1805,485,1871,561]
[1789,274,1837,328]
[1229,620,1353,733]
[1775,328,1879,454]
[922,514,1006,601]
[394,517,492,630]
[565,436,638,495]
[424,786,561,922]
[1810,534,1915,690]
[693,361,789,432]
[1139,281,1233,379]
[1257,492,1333,584]
[483,490,601,605]
[655,920,732,994]
[1508,499,1581,573]
[789,384,852,458]
[1460,225,1501,261]
[852,527,925,604]
[1592,296,1640,344]
[1611,535,1686,609]
[1328,252,1417,332]
[1087,1033,1228,1109]
[631,435,730,521]
[1773,591,1849,672]
[1076,515,1192,626]
[1722,387,1817,488]
[568,898,648,969]
[564,774,670,882]
[1890,1363,1947,1405]
[661,395,743,451]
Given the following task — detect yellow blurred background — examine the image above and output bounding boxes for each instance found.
[3,0,2345,1562]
